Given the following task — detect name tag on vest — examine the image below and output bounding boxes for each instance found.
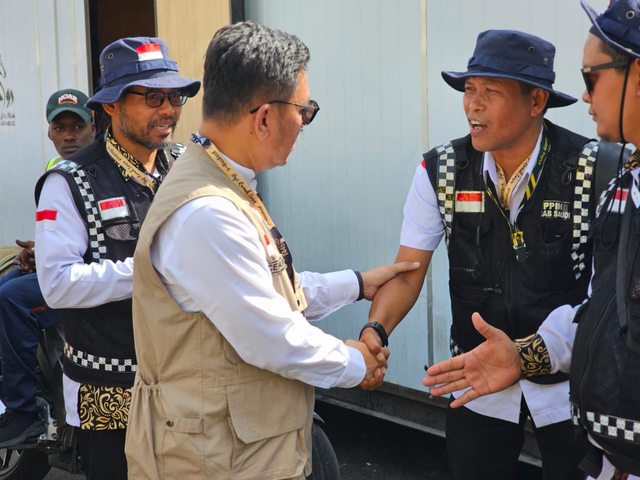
[455,191,484,213]
[541,200,571,221]
[98,197,130,221]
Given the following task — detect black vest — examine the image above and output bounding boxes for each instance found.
[570,172,640,475]
[35,137,174,387]
[425,122,594,383]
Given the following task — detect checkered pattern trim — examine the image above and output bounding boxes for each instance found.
[435,142,456,246]
[573,403,640,445]
[50,160,107,264]
[571,141,598,280]
[64,342,137,373]
[571,404,581,426]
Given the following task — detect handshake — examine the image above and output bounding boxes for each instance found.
[345,336,390,391]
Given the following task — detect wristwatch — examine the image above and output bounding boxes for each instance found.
[359,321,389,348]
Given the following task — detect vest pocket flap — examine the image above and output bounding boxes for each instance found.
[103,221,140,241]
[227,376,308,444]
[164,416,203,433]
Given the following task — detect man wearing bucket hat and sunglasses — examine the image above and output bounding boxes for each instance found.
[423,1,640,478]
[361,30,603,479]
[33,37,199,479]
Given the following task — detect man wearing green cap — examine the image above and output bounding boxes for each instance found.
[0,88,93,449]
[45,88,95,169]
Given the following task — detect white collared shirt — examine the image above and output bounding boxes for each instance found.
[37,152,365,427]
[401,127,572,427]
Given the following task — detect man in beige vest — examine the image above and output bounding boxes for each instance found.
[126,21,418,480]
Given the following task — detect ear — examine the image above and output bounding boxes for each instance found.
[90,122,96,138]
[634,59,640,97]
[102,103,117,116]
[251,104,272,141]
[47,126,52,141]
[531,88,549,116]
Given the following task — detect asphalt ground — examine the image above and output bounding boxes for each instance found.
[44,401,543,479]
[315,400,543,480]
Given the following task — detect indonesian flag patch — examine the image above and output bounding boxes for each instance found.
[136,43,163,61]
[455,191,484,213]
[36,210,57,232]
[609,188,629,213]
[98,197,129,221]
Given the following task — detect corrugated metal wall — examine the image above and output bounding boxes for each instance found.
[0,0,88,246]
[250,0,610,391]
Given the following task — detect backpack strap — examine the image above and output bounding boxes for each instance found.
[595,141,631,201]
[571,141,598,280]
[434,141,456,246]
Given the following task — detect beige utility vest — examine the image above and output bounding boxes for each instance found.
[125,142,314,480]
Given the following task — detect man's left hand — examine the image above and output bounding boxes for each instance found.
[361,261,420,301]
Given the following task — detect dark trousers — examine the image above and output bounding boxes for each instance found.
[0,268,60,415]
[446,396,586,480]
[77,428,128,480]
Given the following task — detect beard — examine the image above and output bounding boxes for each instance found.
[118,105,177,150]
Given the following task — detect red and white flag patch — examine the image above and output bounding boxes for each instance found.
[98,197,129,221]
[264,234,277,256]
[455,191,484,213]
[609,188,629,213]
[36,210,57,232]
[136,43,163,61]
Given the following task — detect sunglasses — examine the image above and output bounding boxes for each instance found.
[126,90,188,108]
[249,100,320,126]
[581,59,631,96]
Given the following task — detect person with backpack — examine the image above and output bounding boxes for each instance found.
[360,29,601,479]
[424,1,640,478]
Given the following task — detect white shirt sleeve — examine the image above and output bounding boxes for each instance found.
[538,303,581,374]
[150,196,366,389]
[35,173,135,309]
[400,163,445,251]
[297,270,359,321]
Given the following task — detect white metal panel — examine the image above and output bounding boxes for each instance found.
[0,0,88,246]
[245,0,612,392]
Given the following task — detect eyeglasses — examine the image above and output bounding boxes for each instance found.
[126,90,188,107]
[249,99,320,125]
[581,59,631,96]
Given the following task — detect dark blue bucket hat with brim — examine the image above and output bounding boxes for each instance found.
[86,36,201,112]
[582,0,640,59]
[441,29,577,108]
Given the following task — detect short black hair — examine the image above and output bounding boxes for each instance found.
[202,21,310,125]
[597,37,635,72]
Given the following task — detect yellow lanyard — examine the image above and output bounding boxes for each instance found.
[191,134,296,285]
[484,125,551,263]
[105,128,160,193]
[495,157,530,210]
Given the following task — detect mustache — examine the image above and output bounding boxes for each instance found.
[149,117,177,128]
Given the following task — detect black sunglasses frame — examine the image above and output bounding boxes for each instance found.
[126,90,188,108]
[581,59,631,96]
[249,100,320,125]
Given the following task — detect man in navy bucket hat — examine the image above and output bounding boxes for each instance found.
[32,37,200,479]
[362,29,602,479]
[422,2,640,478]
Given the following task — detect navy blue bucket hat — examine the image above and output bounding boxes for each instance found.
[441,30,577,108]
[582,0,640,59]
[86,37,201,111]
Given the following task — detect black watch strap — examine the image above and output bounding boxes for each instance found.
[359,321,389,348]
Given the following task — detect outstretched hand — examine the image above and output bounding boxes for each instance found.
[361,261,420,301]
[422,313,521,408]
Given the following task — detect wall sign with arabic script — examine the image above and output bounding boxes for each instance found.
[0,54,16,128]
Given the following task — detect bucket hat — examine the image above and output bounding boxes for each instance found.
[46,88,93,123]
[441,29,577,108]
[582,0,640,59]
[86,37,201,111]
